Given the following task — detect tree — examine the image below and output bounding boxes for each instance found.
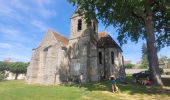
[69,0,170,86]
[159,55,169,68]
[0,71,7,81]
[0,61,9,81]
[0,61,10,71]
[124,64,135,69]
[159,55,168,62]
[140,43,148,68]
[9,62,28,80]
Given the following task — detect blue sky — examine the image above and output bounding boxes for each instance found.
[0,0,170,63]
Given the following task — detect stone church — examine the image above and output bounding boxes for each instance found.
[26,11,125,85]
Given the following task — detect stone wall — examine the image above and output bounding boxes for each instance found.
[26,12,125,85]
[26,31,69,85]
[98,47,124,79]
[69,13,99,83]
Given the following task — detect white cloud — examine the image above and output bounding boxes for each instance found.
[0,42,32,62]
[38,8,57,18]
[31,20,49,32]
[0,43,13,49]
[0,0,25,21]
[0,28,20,36]
[0,26,33,45]
[35,0,57,18]
[32,0,57,18]
[0,53,31,62]
[36,0,54,5]
[0,0,57,22]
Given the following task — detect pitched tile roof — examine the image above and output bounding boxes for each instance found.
[49,29,69,46]
[98,32,122,52]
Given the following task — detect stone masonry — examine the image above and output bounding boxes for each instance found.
[26,11,125,85]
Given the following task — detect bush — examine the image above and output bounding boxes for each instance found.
[139,64,148,69]
[165,72,170,75]
[159,68,164,75]
[125,64,135,69]
[0,71,8,81]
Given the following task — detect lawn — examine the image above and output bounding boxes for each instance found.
[0,76,170,100]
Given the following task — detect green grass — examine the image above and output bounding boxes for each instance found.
[0,76,170,100]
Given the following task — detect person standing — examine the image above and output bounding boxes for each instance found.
[79,73,83,87]
[110,75,117,93]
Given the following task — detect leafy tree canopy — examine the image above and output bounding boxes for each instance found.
[9,62,28,74]
[68,0,170,86]
[69,0,170,49]
[0,61,10,71]
[140,43,149,68]
[124,63,135,69]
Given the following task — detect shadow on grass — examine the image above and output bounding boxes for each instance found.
[65,76,170,96]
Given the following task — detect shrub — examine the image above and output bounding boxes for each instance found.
[139,64,149,69]
[165,72,170,75]
[159,68,164,75]
[124,64,135,69]
[0,71,8,81]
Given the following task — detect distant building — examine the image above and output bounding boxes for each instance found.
[124,60,132,65]
[3,58,13,62]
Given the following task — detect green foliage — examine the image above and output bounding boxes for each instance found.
[124,64,135,69]
[165,71,170,75]
[140,55,148,69]
[168,61,170,68]
[9,62,28,74]
[141,43,147,58]
[0,61,10,71]
[159,56,170,68]
[0,61,28,80]
[159,56,169,62]
[159,68,164,75]
[140,43,148,69]
[69,0,170,49]
[9,62,28,80]
[0,71,8,81]
[68,0,170,85]
[0,61,28,74]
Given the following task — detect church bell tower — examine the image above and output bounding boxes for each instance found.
[68,11,99,83]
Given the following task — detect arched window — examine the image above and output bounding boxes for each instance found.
[93,22,96,32]
[99,52,102,64]
[78,19,82,31]
[111,51,114,64]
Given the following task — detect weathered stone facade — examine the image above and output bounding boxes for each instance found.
[26,12,125,85]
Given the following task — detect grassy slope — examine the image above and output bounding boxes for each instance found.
[0,76,170,100]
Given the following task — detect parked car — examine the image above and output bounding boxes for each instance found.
[132,70,152,83]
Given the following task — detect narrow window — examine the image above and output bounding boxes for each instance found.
[99,52,102,64]
[93,22,96,32]
[111,51,114,64]
[78,19,82,31]
[117,49,119,57]
[122,56,124,65]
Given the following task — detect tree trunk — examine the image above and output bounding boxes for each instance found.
[144,0,163,86]
[15,73,18,80]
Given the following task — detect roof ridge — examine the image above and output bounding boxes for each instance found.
[98,32,122,52]
[98,32,109,38]
[47,29,69,46]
